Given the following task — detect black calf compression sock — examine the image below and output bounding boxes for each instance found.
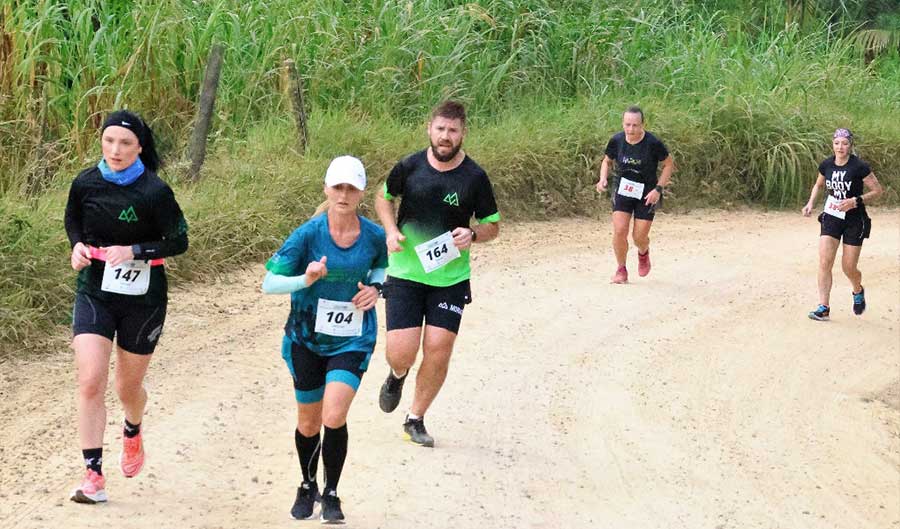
[295,429,321,484]
[82,447,103,475]
[322,424,348,494]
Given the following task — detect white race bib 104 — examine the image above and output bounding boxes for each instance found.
[314,299,363,337]
[824,195,846,219]
[414,231,461,273]
[101,260,151,295]
[617,177,645,199]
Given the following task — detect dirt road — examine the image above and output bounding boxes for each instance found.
[1,210,898,529]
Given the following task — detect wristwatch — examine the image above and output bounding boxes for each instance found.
[470,228,478,242]
[654,185,664,195]
[370,282,384,297]
[855,196,864,207]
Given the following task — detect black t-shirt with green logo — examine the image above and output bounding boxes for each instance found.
[383,150,500,287]
[64,166,189,304]
[604,131,669,190]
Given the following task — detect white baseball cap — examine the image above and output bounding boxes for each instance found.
[324,155,366,190]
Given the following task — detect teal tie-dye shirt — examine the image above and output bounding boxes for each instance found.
[266,213,388,356]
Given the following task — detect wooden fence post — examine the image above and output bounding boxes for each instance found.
[188,43,225,180]
[284,59,309,154]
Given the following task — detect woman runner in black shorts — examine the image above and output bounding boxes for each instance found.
[64,110,188,503]
[596,106,674,283]
[801,128,882,321]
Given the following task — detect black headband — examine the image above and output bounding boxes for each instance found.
[101,111,148,147]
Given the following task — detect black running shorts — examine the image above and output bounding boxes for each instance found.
[72,293,167,354]
[819,212,871,246]
[383,276,471,334]
[281,336,371,403]
[612,193,660,221]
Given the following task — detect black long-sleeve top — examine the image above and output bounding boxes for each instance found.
[64,166,188,304]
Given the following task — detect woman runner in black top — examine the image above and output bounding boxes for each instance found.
[596,106,674,283]
[801,128,882,321]
[64,110,188,503]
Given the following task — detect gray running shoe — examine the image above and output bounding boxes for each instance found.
[378,371,407,413]
[403,416,435,447]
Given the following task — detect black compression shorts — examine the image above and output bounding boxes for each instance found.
[383,277,471,334]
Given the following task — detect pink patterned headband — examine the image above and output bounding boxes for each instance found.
[833,128,853,141]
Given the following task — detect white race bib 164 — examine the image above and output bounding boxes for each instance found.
[824,195,846,219]
[414,231,461,273]
[101,260,151,295]
[617,177,645,199]
[314,299,363,337]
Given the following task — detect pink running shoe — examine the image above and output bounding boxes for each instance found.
[70,469,107,504]
[638,250,651,277]
[120,432,145,478]
[611,265,628,284]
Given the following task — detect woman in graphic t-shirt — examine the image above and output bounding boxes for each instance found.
[801,128,882,321]
[595,106,675,284]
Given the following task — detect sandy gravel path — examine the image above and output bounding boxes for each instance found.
[1,210,897,529]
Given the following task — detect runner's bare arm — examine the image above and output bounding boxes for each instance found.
[861,172,883,203]
[644,156,674,206]
[595,155,612,192]
[840,172,883,212]
[802,173,826,216]
[375,192,405,252]
[472,221,499,244]
[657,155,675,187]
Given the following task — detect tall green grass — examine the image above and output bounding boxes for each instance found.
[1,0,899,354]
[2,0,898,195]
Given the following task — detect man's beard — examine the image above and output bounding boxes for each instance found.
[431,140,461,163]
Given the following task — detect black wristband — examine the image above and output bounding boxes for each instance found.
[369,282,384,296]
[470,228,477,242]
[131,244,142,259]
[855,196,863,207]
[655,185,664,194]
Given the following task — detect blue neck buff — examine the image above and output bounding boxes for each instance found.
[98,157,145,186]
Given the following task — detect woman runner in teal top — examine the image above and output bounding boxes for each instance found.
[262,156,387,523]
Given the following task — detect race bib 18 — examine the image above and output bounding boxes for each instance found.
[414,231,461,273]
[101,260,151,295]
[824,195,846,219]
[617,177,645,199]
[314,299,363,337]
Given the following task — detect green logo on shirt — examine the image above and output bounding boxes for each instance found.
[443,192,459,207]
[118,206,138,223]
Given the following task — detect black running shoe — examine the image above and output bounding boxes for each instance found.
[320,490,345,524]
[403,416,435,447]
[290,481,319,520]
[852,288,866,315]
[808,304,830,321]
[378,371,407,413]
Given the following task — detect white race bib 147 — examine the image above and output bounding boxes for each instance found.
[101,260,151,295]
[824,195,846,219]
[314,299,363,337]
[617,177,645,199]
[414,231,461,273]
